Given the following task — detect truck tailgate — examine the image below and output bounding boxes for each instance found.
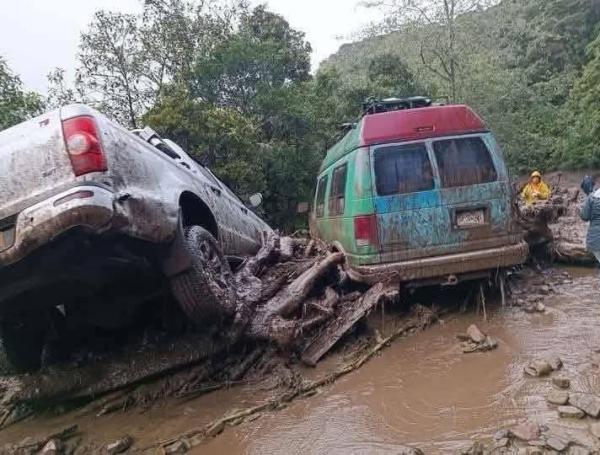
[0,109,75,219]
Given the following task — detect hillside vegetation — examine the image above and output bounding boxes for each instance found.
[323,0,600,174]
[0,0,599,229]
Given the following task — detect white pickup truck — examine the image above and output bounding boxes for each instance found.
[0,104,272,371]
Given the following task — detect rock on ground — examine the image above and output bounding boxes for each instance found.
[569,393,600,418]
[553,377,571,389]
[547,390,570,405]
[545,436,569,452]
[41,439,61,455]
[524,360,553,377]
[589,422,600,438]
[558,405,586,419]
[510,422,541,441]
[105,435,133,454]
[466,324,487,344]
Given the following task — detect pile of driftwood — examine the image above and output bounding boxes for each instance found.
[516,186,594,265]
[0,233,399,428]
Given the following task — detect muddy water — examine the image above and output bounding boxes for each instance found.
[2,269,599,454]
[202,270,600,454]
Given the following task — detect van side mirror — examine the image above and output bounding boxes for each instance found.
[297,202,310,214]
[249,193,263,208]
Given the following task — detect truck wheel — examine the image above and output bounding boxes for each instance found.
[1,312,48,373]
[170,226,236,324]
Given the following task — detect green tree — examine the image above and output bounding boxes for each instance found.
[46,68,82,109]
[144,94,265,197]
[0,57,44,131]
[362,0,499,101]
[367,53,425,97]
[78,11,147,127]
[191,5,311,114]
[561,32,600,168]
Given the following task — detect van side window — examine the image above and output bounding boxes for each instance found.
[315,175,328,218]
[373,143,434,196]
[329,164,347,216]
[433,137,498,188]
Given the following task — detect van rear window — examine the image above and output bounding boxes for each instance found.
[374,144,434,196]
[433,137,497,188]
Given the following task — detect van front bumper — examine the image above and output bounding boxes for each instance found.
[346,241,529,285]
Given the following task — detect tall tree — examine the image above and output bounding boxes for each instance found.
[77,0,248,127]
[46,68,82,109]
[362,0,498,101]
[78,11,146,127]
[0,57,44,131]
[191,5,312,113]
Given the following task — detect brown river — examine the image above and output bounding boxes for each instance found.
[1,267,599,453]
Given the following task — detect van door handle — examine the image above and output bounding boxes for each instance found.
[210,186,221,196]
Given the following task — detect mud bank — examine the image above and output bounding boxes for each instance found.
[1,265,598,454]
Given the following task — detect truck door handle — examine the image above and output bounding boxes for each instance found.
[210,186,221,196]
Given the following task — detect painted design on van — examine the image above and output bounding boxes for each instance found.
[310,101,527,285]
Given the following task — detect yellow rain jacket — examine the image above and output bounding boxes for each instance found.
[521,180,551,204]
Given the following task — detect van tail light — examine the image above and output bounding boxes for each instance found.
[62,116,107,176]
[354,215,379,247]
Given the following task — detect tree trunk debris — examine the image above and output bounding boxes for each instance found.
[0,233,418,427]
[516,186,595,264]
[157,304,437,452]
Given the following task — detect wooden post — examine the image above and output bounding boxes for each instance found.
[499,274,506,308]
[479,283,487,322]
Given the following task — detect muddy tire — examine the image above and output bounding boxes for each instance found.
[170,226,236,324]
[1,312,48,373]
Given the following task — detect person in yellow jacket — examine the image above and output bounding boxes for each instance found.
[521,171,551,204]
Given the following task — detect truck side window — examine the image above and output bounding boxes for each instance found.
[373,143,434,196]
[329,164,347,216]
[315,175,328,218]
[433,137,498,188]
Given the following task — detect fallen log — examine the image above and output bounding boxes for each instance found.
[0,235,345,419]
[0,334,231,422]
[279,236,296,261]
[156,304,436,451]
[246,252,345,347]
[301,283,391,366]
[553,241,595,265]
[4,425,79,454]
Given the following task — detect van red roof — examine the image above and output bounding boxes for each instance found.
[360,104,487,146]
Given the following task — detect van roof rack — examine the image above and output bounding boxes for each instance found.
[362,96,432,116]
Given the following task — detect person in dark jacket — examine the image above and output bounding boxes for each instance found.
[580,176,600,264]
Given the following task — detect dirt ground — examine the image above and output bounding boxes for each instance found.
[2,264,600,454]
[1,172,600,454]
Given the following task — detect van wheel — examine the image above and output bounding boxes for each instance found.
[169,226,236,324]
[1,311,48,373]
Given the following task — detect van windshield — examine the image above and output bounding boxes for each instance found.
[433,137,497,188]
[373,143,434,196]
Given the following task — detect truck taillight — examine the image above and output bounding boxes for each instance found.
[62,116,107,176]
[354,215,379,247]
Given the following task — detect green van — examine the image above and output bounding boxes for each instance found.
[310,98,528,286]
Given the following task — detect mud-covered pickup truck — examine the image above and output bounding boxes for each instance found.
[0,104,271,371]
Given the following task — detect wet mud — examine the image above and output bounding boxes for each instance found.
[1,267,599,454]
[197,268,598,454]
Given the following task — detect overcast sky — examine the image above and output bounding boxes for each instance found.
[0,0,381,94]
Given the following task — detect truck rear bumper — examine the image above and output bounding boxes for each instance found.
[346,241,529,285]
[0,185,115,267]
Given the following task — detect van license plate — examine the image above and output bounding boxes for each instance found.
[457,209,485,227]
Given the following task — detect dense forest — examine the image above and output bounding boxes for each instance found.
[0,0,599,229]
